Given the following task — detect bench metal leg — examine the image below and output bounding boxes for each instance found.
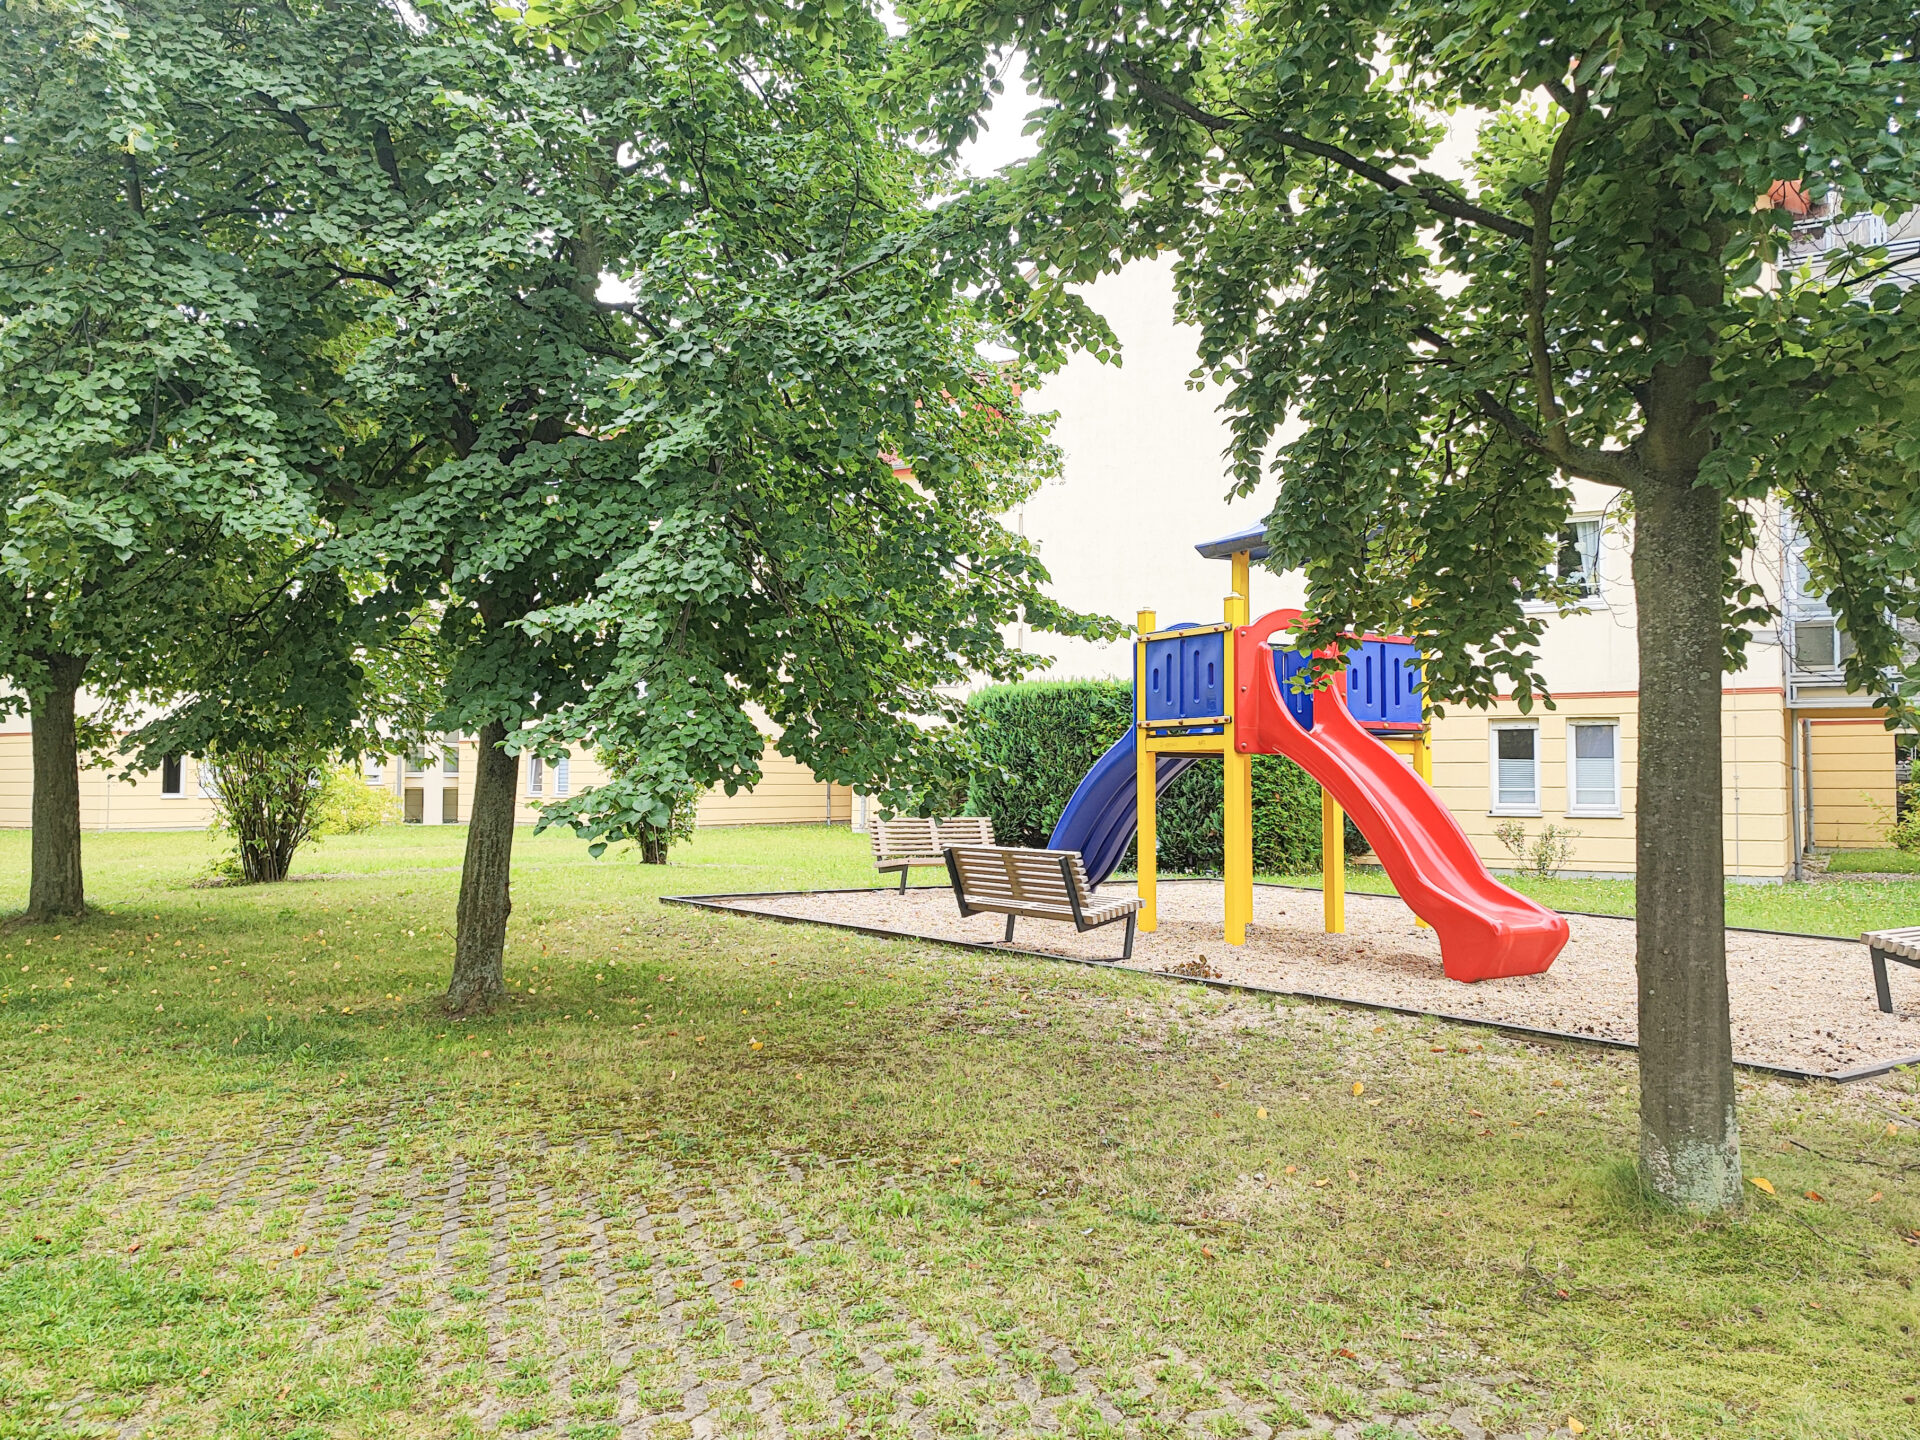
[1874,948,1894,1014]
[1004,915,1016,944]
[899,868,910,893]
[1120,912,1136,962]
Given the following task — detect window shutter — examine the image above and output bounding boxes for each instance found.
[1495,728,1536,807]
[1572,724,1617,809]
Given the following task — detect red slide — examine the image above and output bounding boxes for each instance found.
[1235,613,1568,981]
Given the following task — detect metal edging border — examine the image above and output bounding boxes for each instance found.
[657,888,1920,1085]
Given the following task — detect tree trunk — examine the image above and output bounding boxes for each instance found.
[1632,471,1742,1210]
[446,719,517,1011]
[26,654,88,921]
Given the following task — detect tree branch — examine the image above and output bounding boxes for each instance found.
[1117,62,1533,243]
[1525,88,1588,454]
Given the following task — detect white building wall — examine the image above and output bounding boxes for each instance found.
[1014,257,1305,680]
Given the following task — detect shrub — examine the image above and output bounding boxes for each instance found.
[1493,819,1580,878]
[1152,751,1367,875]
[966,681,1135,846]
[964,681,1367,872]
[204,746,329,883]
[1881,773,1920,853]
[311,764,401,835]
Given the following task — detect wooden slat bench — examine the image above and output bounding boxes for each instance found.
[943,844,1141,960]
[1862,927,1920,1013]
[871,815,995,891]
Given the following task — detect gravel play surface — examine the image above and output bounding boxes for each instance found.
[689,880,1920,1078]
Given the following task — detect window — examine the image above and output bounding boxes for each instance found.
[404,752,426,776]
[1490,724,1539,813]
[365,757,385,786]
[1568,721,1621,814]
[1549,520,1602,598]
[1792,618,1855,672]
[554,755,570,797]
[527,756,544,796]
[161,755,184,797]
[441,747,459,776]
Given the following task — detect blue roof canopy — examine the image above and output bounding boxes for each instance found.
[1194,524,1270,561]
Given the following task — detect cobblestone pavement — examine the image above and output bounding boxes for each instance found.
[4,1097,1557,1440]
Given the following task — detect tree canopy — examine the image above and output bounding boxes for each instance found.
[899,0,1920,1210]
[0,0,363,913]
[121,0,1109,1002]
[903,0,1920,703]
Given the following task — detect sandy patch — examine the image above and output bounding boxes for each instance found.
[686,880,1920,1079]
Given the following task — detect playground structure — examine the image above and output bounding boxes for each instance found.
[1048,526,1569,982]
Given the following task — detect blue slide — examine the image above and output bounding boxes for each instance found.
[1048,730,1199,887]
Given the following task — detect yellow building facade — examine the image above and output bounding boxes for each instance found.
[0,725,850,833]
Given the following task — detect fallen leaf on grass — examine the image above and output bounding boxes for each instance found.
[126,1242,140,1254]
[1749,1176,1776,1196]
[291,1244,307,1258]
[1804,1190,1824,1202]
[1568,1420,1586,1436]
[1869,1191,1883,1204]
[730,1278,745,1289]
[1201,1246,1215,1259]
[1255,1106,1268,1120]
[1283,1165,1297,1175]
[1351,1082,1364,1097]
[1337,1347,1356,1359]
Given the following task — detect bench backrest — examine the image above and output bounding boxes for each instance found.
[872,816,939,862]
[873,814,996,863]
[945,845,1094,915]
[934,815,995,848]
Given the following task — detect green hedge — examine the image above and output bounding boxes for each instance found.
[965,681,1366,874]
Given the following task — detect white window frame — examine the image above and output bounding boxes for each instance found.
[1524,516,1604,610]
[1489,722,1541,816]
[1565,719,1623,818]
[441,746,459,776]
[554,755,570,797]
[527,755,544,796]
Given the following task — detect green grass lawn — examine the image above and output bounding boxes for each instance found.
[1825,848,1920,877]
[1256,862,1920,939]
[1,824,1917,1440]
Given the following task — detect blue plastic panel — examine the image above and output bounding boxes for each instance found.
[1181,631,1224,717]
[1140,624,1225,723]
[1272,638,1421,732]
[1380,640,1423,725]
[1142,636,1182,721]
[1272,648,1316,732]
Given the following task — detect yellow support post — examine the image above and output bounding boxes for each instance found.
[1222,585,1251,945]
[1412,697,1433,930]
[1322,790,1346,933]
[1135,608,1157,933]
[1230,549,1251,606]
